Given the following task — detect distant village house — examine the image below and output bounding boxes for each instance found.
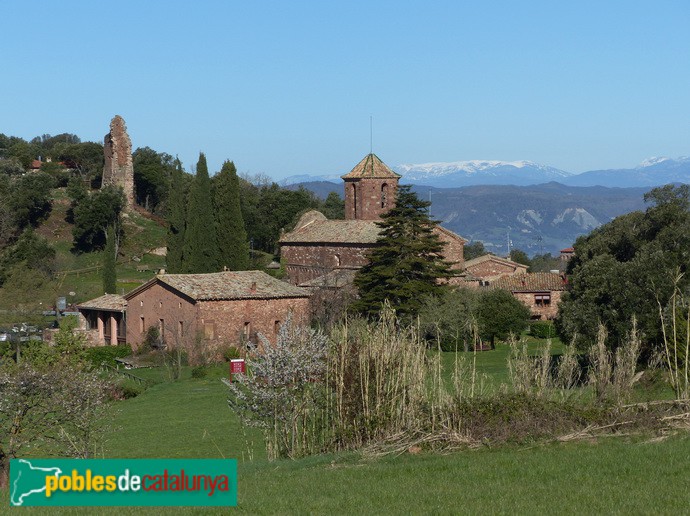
[78,271,310,355]
[487,272,567,320]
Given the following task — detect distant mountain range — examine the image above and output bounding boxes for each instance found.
[286,181,655,255]
[283,156,689,255]
[559,157,690,188]
[394,160,572,187]
[282,156,690,189]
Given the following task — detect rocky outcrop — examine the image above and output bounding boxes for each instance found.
[102,115,134,208]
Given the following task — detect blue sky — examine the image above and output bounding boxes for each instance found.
[2,1,689,180]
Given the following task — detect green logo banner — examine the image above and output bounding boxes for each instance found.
[9,458,237,507]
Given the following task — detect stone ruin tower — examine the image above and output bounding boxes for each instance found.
[102,115,135,208]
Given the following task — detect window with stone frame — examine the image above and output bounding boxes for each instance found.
[534,293,551,306]
[204,321,216,340]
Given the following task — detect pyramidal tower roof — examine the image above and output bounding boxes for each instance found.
[341,153,402,179]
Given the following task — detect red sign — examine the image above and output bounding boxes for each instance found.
[229,359,245,381]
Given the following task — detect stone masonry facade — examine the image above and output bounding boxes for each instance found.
[124,273,310,357]
[512,291,563,320]
[344,177,396,220]
[282,242,377,286]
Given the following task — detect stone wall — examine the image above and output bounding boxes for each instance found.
[125,281,198,350]
[344,178,397,220]
[512,290,563,320]
[281,242,376,285]
[197,296,310,354]
[102,115,135,208]
[435,229,465,270]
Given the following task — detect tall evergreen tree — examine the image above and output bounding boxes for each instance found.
[351,185,455,320]
[321,191,345,219]
[166,159,186,273]
[213,160,250,270]
[102,224,117,294]
[182,153,219,273]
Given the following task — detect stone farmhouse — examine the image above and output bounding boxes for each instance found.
[460,254,566,319]
[78,271,310,354]
[488,272,567,320]
[280,153,467,286]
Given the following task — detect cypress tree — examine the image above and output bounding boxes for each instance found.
[351,185,455,320]
[213,160,250,270]
[102,224,117,294]
[183,153,219,273]
[166,159,186,273]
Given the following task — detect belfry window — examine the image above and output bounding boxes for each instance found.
[381,183,389,208]
[352,184,358,218]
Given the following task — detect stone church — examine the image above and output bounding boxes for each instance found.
[280,153,467,286]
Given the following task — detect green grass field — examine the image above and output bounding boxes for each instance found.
[4,355,690,514]
[3,349,688,514]
[47,352,690,512]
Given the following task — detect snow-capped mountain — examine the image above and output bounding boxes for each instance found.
[392,160,572,187]
[281,156,690,189]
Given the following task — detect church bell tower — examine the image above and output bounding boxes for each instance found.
[341,153,401,221]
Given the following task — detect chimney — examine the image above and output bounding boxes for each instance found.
[250,281,257,293]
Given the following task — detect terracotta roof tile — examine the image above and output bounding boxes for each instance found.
[77,294,127,311]
[341,153,401,179]
[488,272,567,292]
[280,219,382,244]
[125,271,310,301]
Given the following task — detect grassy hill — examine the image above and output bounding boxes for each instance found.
[0,188,167,325]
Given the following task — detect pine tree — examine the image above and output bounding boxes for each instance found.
[166,159,186,273]
[102,224,117,294]
[351,185,455,320]
[213,160,250,270]
[182,153,219,273]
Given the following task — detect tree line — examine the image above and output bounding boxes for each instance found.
[0,131,345,293]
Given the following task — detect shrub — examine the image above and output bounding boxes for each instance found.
[83,345,132,368]
[223,346,241,362]
[112,379,144,400]
[191,366,207,379]
[530,321,555,339]
[139,326,162,354]
[454,393,597,444]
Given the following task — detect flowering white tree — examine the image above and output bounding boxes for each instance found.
[0,364,112,487]
[228,317,329,459]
